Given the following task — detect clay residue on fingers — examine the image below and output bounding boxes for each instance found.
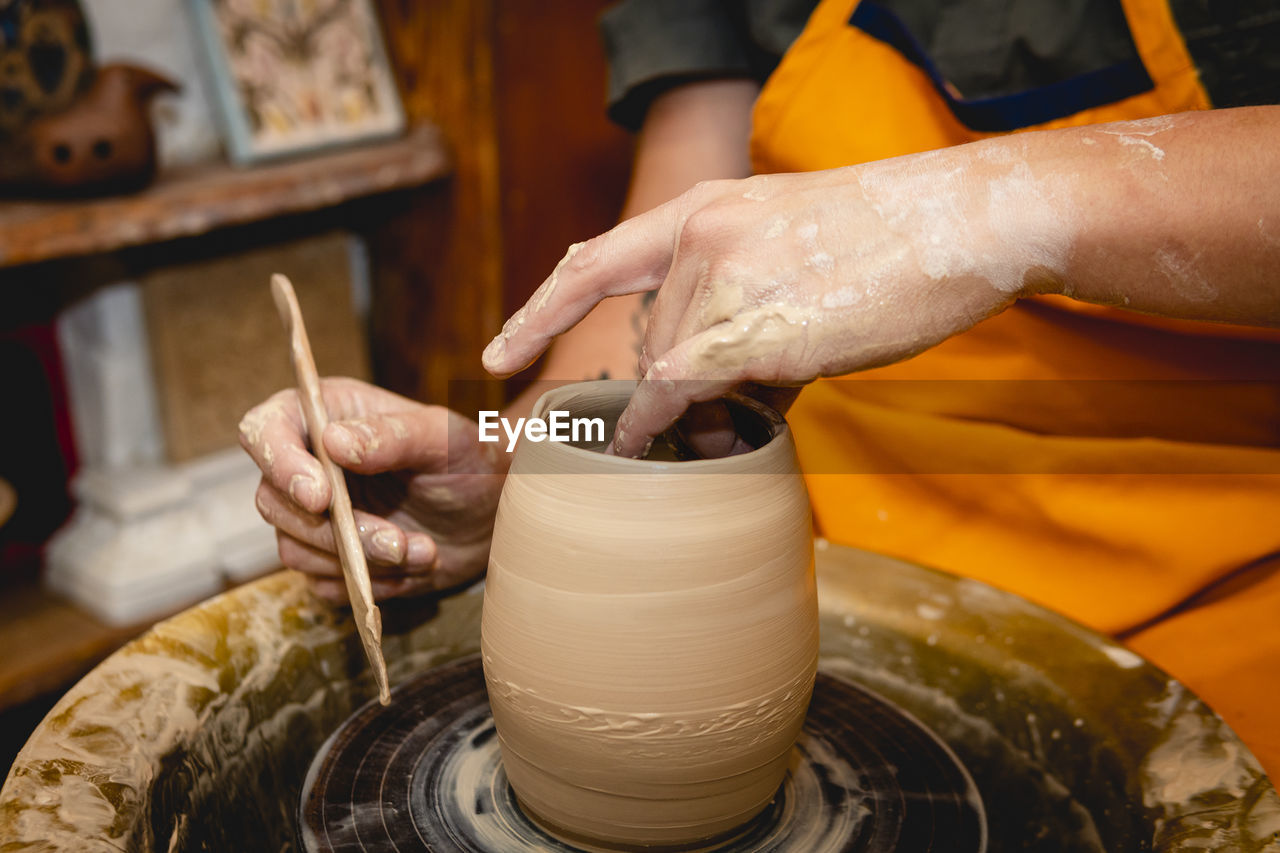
[350,420,383,456]
[483,305,533,372]
[698,277,748,328]
[238,399,291,448]
[820,286,864,310]
[482,333,506,370]
[535,240,587,311]
[286,443,323,479]
[687,302,812,373]
[370,529,405,564]
[384,415,410,441]
[807,251,835,274]
[794,221,835,274]
[288,473,319,507]
[503,307,529,340]
[484,237,583,370]
[330,425,364,465]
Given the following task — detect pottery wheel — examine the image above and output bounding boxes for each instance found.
[299,655,985,853]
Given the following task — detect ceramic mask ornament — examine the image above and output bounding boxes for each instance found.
[0,61,177,196]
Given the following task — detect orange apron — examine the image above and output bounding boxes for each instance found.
[751,0,1280,774]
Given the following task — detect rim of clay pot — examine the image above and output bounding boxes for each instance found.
[526,379,791,472]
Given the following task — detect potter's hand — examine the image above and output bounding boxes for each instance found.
[239,377,507,601]
[482,142,1044,456]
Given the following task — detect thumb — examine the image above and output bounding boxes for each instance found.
[322,409,451,475]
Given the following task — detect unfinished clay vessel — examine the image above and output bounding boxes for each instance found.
[482,381,818,850]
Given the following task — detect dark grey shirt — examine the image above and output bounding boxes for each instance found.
[599,0,1280,132]
[599,0,816,130]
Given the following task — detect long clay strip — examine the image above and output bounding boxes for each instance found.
[270,273,390,705]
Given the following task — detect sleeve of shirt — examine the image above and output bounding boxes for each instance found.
[599,0,755,131]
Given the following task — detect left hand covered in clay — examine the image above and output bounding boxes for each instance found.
[240,378,507,601]
[482,141,1047,457]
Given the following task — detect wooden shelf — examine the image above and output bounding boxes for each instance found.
[0,582,148,712]
[0,123,451,270]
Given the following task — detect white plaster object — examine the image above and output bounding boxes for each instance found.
[49,234,372,625]
[46,449,276,626]
[51,280,279,624]
[56,282,164,470]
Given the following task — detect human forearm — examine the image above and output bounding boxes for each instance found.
[984,106,1280,326]
[486,105,1280,455]
[617,77,759,219]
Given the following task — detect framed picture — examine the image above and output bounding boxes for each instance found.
[189,0,405,165]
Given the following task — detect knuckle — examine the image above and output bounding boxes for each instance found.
[254,483,273,520]
[679,207,724,247]
[237,412,262,447]
[562,238,600,275]
[687,178,732,200]
[678,201,749,259]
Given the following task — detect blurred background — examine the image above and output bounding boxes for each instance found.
[0,0,631,773]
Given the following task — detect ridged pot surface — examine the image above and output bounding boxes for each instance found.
[481,381,818,849]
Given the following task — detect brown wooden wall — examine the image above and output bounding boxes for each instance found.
[493,2,633,318]
[371,0,632,412]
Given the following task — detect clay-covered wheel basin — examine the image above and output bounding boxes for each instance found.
[2,544,1277,852]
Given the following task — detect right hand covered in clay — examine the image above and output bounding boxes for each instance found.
[482,108,1280,458]
[239,377,508,602]
[481,141,1044,457]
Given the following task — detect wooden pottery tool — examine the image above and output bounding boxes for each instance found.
[270,273,390,705]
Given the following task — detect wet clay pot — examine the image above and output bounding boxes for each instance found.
[481,381,819,850]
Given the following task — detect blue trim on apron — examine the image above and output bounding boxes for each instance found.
[850,1,1157,131]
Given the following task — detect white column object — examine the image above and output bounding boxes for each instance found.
[48,286,277,625]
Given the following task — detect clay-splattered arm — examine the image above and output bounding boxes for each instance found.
[484,106,1280,457]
